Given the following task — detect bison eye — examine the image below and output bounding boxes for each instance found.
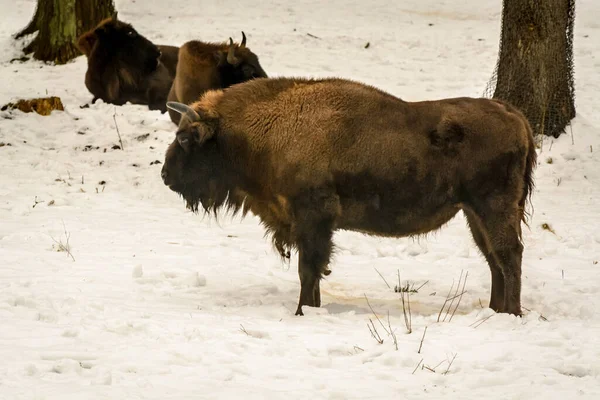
[127,30,137,37]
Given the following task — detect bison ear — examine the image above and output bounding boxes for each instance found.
[168,101,215,151]
[213,50,227,66]
[77,31,97,56]
[176,124,214,153]
[176,130,195,153]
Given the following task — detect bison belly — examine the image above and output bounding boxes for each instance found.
[333,171,461,237]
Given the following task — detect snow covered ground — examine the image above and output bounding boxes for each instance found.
[1,0,600,398]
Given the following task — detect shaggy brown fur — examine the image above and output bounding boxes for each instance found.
[161,77,537,317]
[167,32,268,125]
[77,16,179,113]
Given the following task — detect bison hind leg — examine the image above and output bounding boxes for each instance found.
[464,209,505,312]
[463,200,524,316]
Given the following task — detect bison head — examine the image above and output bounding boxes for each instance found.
[215,32,268,87]
[161,101,225,212]
[80,14,162,74]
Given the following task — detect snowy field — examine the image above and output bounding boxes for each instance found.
[1,0,600,398]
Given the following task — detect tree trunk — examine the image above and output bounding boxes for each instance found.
[17,0,116,65]
[484,0,576,138]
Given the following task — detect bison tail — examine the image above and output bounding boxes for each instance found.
[519,120,537,232]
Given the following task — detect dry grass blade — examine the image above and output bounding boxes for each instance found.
[443,270,464,322]
[470,313,495,328]
[443,353,458,375]
[50,220,75,262]
[417,326,427,354]
[113,108,124,150]
[415,280,429,292]
[432,359,447,371]
[32,196,44,208]
[448,271,468,322]
[398,271,412,333]
[367,319,384,344]
[374,267,391,289]
[387,310,398,350]
[412,358,423,374]
[403,291,412,333]
[423,365,436,373]
[364,294,390,335]
[437,271,469,322]
[437,278,455,322]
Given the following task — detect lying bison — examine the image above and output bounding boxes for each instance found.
[162,77,537,317]
[77,14,179,113]
[167,32,268,125]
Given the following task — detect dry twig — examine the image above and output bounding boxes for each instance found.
[367,319,384,344]
[443,270,464,322]
[113,108,124,150]
[417,326,427,354]
[437,279,455,322]
[438,271,468,322]
[387,310,398,350]
[50,220,75,262]
[374,267,391,289]
[443,353,458,375]
[32,196,44,208]
[398,270,412,333]
[364,294,390,335]
[470,313,494,329]
[448,271,468,322]
[412,358,423,374]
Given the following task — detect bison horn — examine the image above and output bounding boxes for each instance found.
[240,31,246,48]
[166,102,201,123]
[227,38,239,65]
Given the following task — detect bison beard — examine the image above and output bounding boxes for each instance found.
[162,77,536,318]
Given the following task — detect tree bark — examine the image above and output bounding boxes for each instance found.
[16,0,116,65]
[488,0,576,138]
[75,0,116,37]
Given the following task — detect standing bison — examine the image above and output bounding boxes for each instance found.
[162,77,537,317]
[77,14,179,113]
[166,32,268,125]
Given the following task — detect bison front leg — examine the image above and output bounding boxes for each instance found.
[291,189,339,316]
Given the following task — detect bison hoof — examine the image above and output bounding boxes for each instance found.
[295,305,304,316]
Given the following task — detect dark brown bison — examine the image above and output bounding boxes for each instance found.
[77,14,179,113]
[167,32,268,125]
[161,77,537,317]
